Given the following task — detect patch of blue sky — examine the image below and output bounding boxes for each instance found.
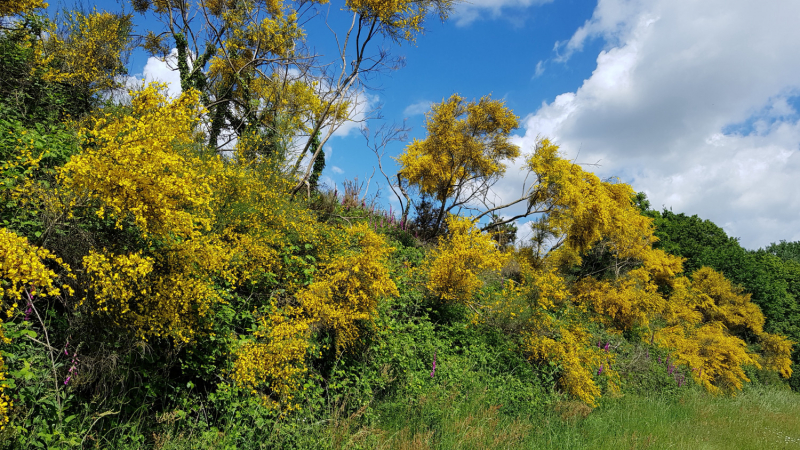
[722,94,800,137]
[42,0,605,201]
[323,0,604,185]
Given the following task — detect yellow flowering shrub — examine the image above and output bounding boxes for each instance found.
[656,322,758,393]
[42,10,131,92]
[82,240,230,343]
[211,157,342,293]
[231,303,311,411]
[1,227,73,431]
[689,267,765,334]
[523,139,657,260]
[758,332,794,379]
[0,227,72,305]
[0,353,10,431]
[575,267,666,332]
[61,84,220,238]
[299,223,398,350]
[397,94,519,205]
[472,256,615,406]
[523,323,611,406]
[655,267,793,393]
[424,215,508,304]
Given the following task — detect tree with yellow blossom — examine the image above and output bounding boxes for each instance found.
[396,94,520,234]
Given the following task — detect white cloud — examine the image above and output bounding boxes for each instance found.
[141,49,183,98]
[331,166,344,174]
[500,0,800,249]
[404,100,433,117]
[533,60,545,78]
[454,0,554,26]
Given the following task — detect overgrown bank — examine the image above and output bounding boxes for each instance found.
[1,2,799,449]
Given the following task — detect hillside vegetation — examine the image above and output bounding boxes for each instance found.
[1,2,799,448]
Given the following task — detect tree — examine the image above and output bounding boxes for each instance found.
[765,240,800,264]
[130,0,456,193]
[396,93,520,233]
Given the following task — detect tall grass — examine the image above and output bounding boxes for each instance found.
[523,385,800,450]
[149,383,800,450]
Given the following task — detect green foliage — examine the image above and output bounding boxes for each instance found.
[765,240,800,264]
[642,201,800,390]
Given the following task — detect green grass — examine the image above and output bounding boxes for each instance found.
[336,385,800,450]
[124,383,800,449]
[527,386,800,450]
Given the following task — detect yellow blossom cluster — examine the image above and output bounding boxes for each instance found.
[82,239,235,343]
[524,139,657,260]
[1,227,72,430]
[230,303,311,411]
[61,84,220,238]
[397,94,519,203]
[345,0,452,42]
[575,268,666,331]
[42,10,131,92]
[299,223,398,350]
[0,227,72,305]
[0,354,10,431]
[656,267,793,393]
[424,215,508,304]
[523,323,614,406]
[0,0,46,16]
[481,258,618,406]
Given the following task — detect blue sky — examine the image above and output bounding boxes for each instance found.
[49,0,800,249]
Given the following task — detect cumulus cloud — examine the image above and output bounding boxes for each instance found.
[331,166,344,174]
[500,0,800,249]
[140,49,183,98]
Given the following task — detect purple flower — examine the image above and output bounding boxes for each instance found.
[64,376,71,385]
[430,351,437,377]
[598,364,604,376]
[604,343,610,352]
